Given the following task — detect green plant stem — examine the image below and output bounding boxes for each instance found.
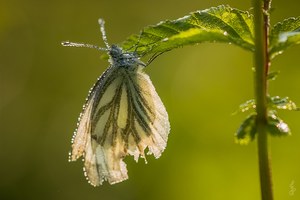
[252,0,273,199]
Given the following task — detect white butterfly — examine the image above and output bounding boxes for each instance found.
[62,19,170,186]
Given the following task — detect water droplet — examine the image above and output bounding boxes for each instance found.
[279,31,300,43]
[277,51,283,55]
[277,121,289,133]
[282,105,287,109]
[271,114,276,119]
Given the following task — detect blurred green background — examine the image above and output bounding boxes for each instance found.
[1,0,299,199]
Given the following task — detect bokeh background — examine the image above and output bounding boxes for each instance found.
[1,0,299,199]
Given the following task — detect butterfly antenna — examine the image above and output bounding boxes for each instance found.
[61,41,107,51]
[98,18,110,49]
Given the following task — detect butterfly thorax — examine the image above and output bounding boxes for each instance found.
[108,45,145,69]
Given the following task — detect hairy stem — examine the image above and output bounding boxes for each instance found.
[252,0,273,199]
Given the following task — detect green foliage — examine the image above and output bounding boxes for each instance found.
[235,95,297,144]
[269,17,300,59]
[235,114,256,145]
[237,96,298,114]
[237,99,256,113]
[121,5,254,56]
[120,6,300,62]
[267,71,280,81]
[120,5,300,62]
[268,96,299,111]
[235,111,291,144]
[267,111,291,136]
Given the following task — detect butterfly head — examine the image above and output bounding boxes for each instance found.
[108,44,145,68]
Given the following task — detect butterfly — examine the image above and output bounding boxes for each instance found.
[62,19,170,186]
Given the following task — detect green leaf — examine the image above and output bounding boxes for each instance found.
[267,112,291,136]
[235,114,257,145]
[235,111,291,144]
[121,5,254,56]
[267,71,280,81]
[269,17,300,59]
[236,99,256,113]
[268,96,299,111]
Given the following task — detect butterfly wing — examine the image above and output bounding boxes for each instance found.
[125,69,170,160]
[69,66,120,186]
[70,65,170,186]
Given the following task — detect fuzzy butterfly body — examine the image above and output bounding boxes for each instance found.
[63,19,170,186]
